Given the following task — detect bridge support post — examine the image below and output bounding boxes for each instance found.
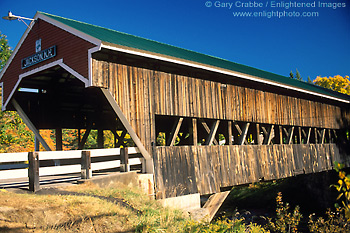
[81,151,92,179]
[100,88,154,174]
[28,152,40,192]
[12,99,51,151]
[203,191,230,222]
[120,147,129,172]
[55,128,63,151]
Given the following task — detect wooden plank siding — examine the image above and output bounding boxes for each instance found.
[1,19,96,106]
[154,144,346,198]
[92,59,342,151]
[91,60,349,198]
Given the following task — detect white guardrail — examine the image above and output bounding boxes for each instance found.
[0,147,143,180]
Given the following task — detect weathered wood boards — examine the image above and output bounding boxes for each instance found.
[91,59,349,200]
[92,60,343,155]
[154,144,346,199]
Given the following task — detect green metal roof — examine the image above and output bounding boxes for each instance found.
[40,12,350,103]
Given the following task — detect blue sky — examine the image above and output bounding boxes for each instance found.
[0,0,349,81]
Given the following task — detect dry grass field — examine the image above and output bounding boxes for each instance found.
[0,183,188,232]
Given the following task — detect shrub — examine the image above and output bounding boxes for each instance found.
[308,208,350,232]
[331,161,350,220]
[183,217,269,233]
[307,162,350,232]
[265,192,302,233]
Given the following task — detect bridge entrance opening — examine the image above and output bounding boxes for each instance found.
[9,65,131,150]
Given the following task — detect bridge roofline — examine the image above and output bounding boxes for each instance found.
[2,11,348,107]
[37,12,350,104]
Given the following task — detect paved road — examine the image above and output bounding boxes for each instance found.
[0,171,121,191]
[0,174,82,190]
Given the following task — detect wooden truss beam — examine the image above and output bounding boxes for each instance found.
[167,117,184,146]
[286,127,295,144]
[301,128,307,139]
[78,129,81,145]
[298,127,302,144]
[78,125,92,150]
[234,122,250,145]
[262,125,274,145]
[314,128,318,144]
[114,130,127,147]
[238,122,250,145]
[316,129,321,143]
[282,127,288,137]
[261,126,268,136]
[318,129,326,144]
[12,99,51,151]
[203,191,230,222]
[256,123,262,145]
[206,120,220,145]
[322,129,326,144]
[56,127,63,151]
[100,88,153,173]
[192,118,198,146]
[97,128,104,149]
[301,127,311,144]
[333,129,338,141]
[200,120,219,145]
[282,127,294,144]
[278,126,283,144]
[228,121,233,145]
[306,128,311,144]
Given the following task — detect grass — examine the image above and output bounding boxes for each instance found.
[0,183,188,233]
[0,182,270,232]
[5,176,330,232]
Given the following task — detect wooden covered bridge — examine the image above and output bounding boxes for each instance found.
[1,12,350,214]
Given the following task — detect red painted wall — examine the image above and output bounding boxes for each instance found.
[1,19,96,107]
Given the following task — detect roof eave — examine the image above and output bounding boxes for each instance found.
[37,12,102,46]
[0,12,40,84]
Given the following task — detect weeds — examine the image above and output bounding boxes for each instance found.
[2,163,350,232]
[330,161,350,219]
[308,208,349,232]
[307,162,350,232]
[183,217,269,233]
[265,192,302,233]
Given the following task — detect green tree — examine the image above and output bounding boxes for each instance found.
[290,69,302,81]
[307,76,312,84]
[0,32,12,70]
[295,69,302,81]
[289,71,294,79]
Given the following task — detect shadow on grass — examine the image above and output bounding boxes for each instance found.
[35,189,143,215]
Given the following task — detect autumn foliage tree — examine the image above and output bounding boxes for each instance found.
[0,32,36,152]
[313,75,350,95]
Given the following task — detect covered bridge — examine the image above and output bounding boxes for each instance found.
[1,12,349,204]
